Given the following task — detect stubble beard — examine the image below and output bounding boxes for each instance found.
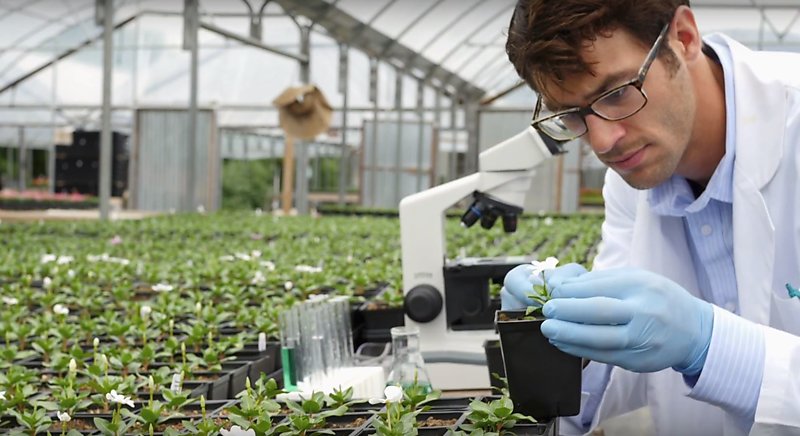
[619,73,694,190]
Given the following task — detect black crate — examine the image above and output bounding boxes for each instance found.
[54,130,129,197]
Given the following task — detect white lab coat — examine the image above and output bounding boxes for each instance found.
[583,34,800,436]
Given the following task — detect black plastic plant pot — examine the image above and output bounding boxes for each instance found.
[321,412,373,433]
[483,339,506,389]
[495,310,581,420]
[357,303,404,342]
[416,410,464,434]
[508,420,554,436]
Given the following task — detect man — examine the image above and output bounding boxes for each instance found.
[500,1,800,435]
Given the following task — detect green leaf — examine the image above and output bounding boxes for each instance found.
[93,417,114,435]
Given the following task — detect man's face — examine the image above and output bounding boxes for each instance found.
[541,28,695,190]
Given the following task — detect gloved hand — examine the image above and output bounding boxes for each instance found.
[540,268,714,375]
[500,262,587,310]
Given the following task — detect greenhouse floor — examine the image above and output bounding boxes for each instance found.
[0,208,160,222]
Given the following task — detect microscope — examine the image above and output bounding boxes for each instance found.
[398,126,564,389]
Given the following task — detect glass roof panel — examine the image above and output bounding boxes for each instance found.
[420,0,512,63]
[0,0,798,135]
[335,0,394,25]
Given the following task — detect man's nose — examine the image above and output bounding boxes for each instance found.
[585,115,625,155]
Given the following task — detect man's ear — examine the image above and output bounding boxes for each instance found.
[670,5,702,62]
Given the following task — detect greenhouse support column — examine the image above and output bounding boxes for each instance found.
[369,58,379,207]
[17,127,26,190]
[434,89,449,181]
[49,60,58,194]
[295,25,311,215]
[337,43,349,205]
[464,100,479,175]
[394,68,404,206]
[415,79,425,191]
[98,0,114,220]
[449,95,458,179]
[184,0,199,212]
[281,136,295,214]
[6,147,13,189]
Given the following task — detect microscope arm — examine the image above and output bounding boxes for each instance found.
[399,127,557,355]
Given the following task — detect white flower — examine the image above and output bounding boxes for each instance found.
[151,283,174,292]
[251,250,262,258]
[93,337,100,348]
[86,253,129,265]
[543,217,554,226]
[105,390,134,408]
[195,302,202,313]
[53,304,69,316]
[251,271,266,285]
[110,256,130,266]
[260,260,276,271]
[197,204,206,214]
[57,411,71,422]
[68,358,77,374]
[294,265,322,273]
[254,208,263,217]
[42,277,52,289]
[221,425,256,436]
[2,296,18,305]
[67,269,76,279]
[235,252,252,261]
[41,254,57,264]
[57,255,74,265]
[140,305,152,319]
[284,281,294,291]
[219,255,235,262]
[369,385,404,404]
[109,235,123,245]
[0,390,5,400]
[86,253,106,263]
[530,257,559,278]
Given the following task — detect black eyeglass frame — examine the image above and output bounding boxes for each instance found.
[531,22,671,142]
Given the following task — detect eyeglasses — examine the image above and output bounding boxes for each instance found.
[531,23,671,142]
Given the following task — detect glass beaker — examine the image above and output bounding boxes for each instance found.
[386,325,433,393]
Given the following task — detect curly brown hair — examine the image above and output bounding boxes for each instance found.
[506,0,689,101]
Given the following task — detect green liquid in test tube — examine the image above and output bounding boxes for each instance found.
[279,309,299,391]
[281,345,297,391]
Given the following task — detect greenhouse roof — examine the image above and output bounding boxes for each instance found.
[1,0,799,147]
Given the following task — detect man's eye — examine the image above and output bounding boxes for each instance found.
[599,86,630,105]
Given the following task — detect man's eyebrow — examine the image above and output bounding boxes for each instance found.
[543,70,637,112]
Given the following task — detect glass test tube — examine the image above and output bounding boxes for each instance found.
[278,307,298,391]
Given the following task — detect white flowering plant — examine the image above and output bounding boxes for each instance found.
[524,257,559,317]
[272,391,348,435]
[370,381,442,436]
[223,376,282,434]
[93,390,135,436]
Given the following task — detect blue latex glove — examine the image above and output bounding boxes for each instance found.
[541,268,714,375]
[500,263,588,310]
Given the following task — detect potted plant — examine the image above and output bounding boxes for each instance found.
[448,394,547,436]
[494,258,581,421]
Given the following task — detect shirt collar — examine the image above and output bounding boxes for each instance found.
[648,39,736,217]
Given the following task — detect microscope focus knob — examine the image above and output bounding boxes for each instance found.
[404,285,443,323]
